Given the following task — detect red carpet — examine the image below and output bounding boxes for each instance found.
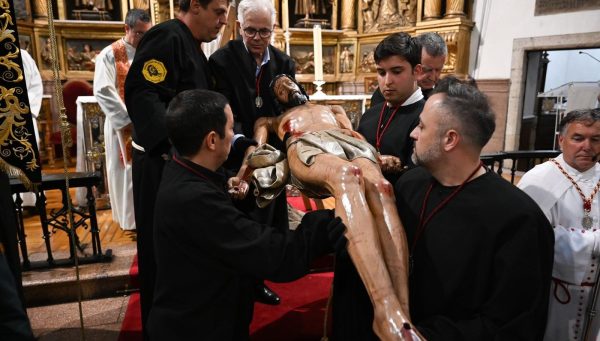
[250,273,333,340]
[118,197,335,340]
[118,255,142,341]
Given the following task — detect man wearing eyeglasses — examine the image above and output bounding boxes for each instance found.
[209,0,295,306]
[94,9,152,234]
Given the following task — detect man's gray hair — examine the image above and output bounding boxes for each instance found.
[237,0,276,26]
[559,108,600,135]
[417,32,447,57]
[125,9,150,27]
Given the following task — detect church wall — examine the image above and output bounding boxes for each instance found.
[468,0,600,152]
[478,79,509,153]
[469,0,600,80]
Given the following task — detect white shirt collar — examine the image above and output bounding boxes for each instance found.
[386,87,424,108]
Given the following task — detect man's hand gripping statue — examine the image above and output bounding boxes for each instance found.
[230,75,422,340]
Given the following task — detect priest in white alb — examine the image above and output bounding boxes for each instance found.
[93,9,152,230]
[518,108,600,341]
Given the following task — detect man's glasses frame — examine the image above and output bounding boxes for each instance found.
[243,27,272,39]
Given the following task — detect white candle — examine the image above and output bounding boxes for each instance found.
[282,0,289,31]
[313,25,323,81]
[169,0,174,19]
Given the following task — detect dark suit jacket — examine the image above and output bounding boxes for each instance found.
[209,39,295,229]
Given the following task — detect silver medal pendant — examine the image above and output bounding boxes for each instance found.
[255,96,263,108]
[582,214,593,230]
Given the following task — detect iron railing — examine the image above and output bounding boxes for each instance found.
[481,150,561,184]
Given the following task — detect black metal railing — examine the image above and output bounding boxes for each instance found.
[481,150,561,184]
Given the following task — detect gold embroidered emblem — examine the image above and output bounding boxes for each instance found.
[142,59,167,83]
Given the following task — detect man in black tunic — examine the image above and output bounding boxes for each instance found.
[124,0,228,337]
[149,89,344,340]
[208,0,295,304]
[357,32,425,185]
[370,32,447,105]
[395,76,554,340]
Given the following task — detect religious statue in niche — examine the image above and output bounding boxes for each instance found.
[362,0,416,33]
[292,0,332,28]
[359,50,376,73]
[75,0,113,10]
[340,45,354,73]
[362,0,376,32]
[40,37,55,70]
[70,0,119,20]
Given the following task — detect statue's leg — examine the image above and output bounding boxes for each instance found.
[287,148,413,340]
[353,158,411,316]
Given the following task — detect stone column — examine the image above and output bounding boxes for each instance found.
[341,0,356,30]
[444,0,465,18]
[422,0,441,21]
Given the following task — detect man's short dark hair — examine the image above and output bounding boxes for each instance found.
[374,32,420,68]
[433,76,495,149]
[179,0,214,11]
[559,108,600,135]
[166,89,228,157]
[125,9,150,27]
[416,32,447,57]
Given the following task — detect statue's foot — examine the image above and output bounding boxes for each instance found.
[372,305,422,341]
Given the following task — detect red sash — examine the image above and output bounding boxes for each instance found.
[111,39,132,163]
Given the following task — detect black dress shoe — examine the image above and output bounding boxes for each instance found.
[255,283,281,305]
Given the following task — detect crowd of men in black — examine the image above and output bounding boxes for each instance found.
[0,0,556,340]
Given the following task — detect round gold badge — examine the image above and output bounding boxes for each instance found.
[142,59,167,83]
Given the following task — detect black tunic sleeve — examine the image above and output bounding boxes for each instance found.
[125,21,208,154]
[158,179,335,282]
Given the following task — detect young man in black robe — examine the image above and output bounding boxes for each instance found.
[208,0,295,305]
[149,89,345,340]
[124,0,228,336]
[357,32,425,185]
[394,76,554,340]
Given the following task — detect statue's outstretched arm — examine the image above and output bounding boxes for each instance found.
[235,117,277,181]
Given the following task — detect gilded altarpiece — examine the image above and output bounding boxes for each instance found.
[271,0,474,94]
[16,0,474,90]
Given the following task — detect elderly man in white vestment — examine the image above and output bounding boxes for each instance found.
[93,9,152,230]
[519,108,600,341]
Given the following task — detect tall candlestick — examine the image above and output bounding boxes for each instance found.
[313,25,323,81]
[282,0,289,31]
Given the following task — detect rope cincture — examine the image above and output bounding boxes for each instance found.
[45,1,86,339]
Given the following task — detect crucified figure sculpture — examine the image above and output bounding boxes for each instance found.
[230,74,422,341]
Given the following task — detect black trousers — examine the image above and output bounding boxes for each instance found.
[131,149,165,341]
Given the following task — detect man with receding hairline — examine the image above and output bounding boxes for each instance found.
[395,76,553,340]
[124,0,228,337]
